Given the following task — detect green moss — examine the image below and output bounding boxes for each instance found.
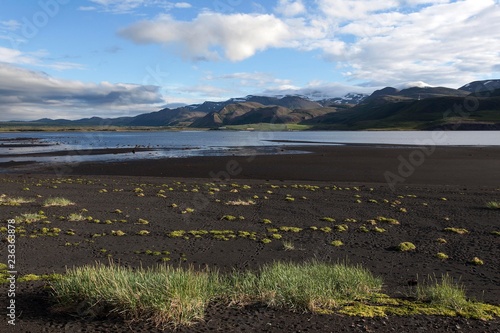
[397,242,416,252]
[330,240,344,247]
[444,227,469,235]
[436,252,449,260]
[111,230,126,236]
[335,224,349,232]
[168,230,186,238]
[470,257,484,266]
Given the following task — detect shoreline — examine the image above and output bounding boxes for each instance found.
[1,144,497,187]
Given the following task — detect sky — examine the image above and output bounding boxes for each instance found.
[0,0,499,121]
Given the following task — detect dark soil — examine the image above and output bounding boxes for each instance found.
[1,145,500,332]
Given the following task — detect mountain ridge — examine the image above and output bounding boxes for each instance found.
[2,79,499,130]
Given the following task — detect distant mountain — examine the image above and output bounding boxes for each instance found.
[459,80,500,95]
[363,86,469,104]
[189,95,322,113]
[304,93,500,130]
[127,107,206,126]
[190,102,334,128]
[318,93,368,106]
[3,80,499,130]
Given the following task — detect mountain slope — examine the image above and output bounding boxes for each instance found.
[190,102,336,128]
[363,86,469,104]
[304,94,500,130]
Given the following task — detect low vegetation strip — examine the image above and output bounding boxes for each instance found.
[49,260,500,328]
[51,260,381,327]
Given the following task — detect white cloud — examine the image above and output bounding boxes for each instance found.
[0,19,21,31]
[330,0,500,86]
[174,2,191,9]
[78,6,97,11]
[120,13,292,61]
[275,0,306,17]
[0,64,165,120]
[0,46,85,71]
[85,0,192,13]
[118,0,499,86]
[262,81,376,99]
[210,72,292,88]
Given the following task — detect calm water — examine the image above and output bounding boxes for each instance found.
[1,131,500,166]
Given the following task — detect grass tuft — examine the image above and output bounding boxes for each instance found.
[51,263,217,328]
[417,275,468,311]
[486,201,500,209]
[43,197,75,207]
[0,194,35,206]
[51,260,382,327]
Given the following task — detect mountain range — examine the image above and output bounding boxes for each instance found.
[3,79,500,130]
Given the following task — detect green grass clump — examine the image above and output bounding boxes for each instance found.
[321,217,335,222]
[417,275,467,309]
[43,197,75,207]
[67,213,86,222]
[51,263,218,328]
[17,212,45,223]
[414,274,497,318]
[397,242,416,252]
[282,241,295,251]
[221,215,237,221]
[51,261,381,327]
[0,194,35,206]
[486,201,500,209]
[225,199,255,206]
[111,230,126,236]
[249,261,382,312]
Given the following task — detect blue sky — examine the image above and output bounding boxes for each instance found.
[0,0,499,120]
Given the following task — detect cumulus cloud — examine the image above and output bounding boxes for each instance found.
[118,0,499,86]
[331,0,500,86]
[275,0,306,17]
[0,64,165,120]
[119,13,292,61]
